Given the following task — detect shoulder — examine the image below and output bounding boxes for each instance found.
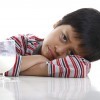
[26,34,44,41]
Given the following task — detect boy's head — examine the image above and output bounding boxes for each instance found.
[41,8,100,62]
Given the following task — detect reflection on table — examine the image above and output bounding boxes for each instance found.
[0,76,92,100]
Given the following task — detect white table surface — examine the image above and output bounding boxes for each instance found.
[0,61,100,100]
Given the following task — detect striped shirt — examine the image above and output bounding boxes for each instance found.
[5,34,91,78]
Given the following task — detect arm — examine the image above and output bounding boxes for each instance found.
[20,55,49,72]
[20,55,91,78]
[20,62,48,76]
[5,54,49,77]
[5,34,47,77]
[47,55,91,78]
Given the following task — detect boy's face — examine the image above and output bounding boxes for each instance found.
[41,25,85,60]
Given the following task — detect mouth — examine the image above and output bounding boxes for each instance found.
[48,46,55,60]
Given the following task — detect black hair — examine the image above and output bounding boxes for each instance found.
[57,8,100,62]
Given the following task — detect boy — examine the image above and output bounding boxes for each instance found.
[5,8,100,78]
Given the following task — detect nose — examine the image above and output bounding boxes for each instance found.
[55,45,68,57]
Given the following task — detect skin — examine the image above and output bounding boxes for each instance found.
[41,25,85,60]
[20,24,86,76]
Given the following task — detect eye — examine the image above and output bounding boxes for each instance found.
[62,33,67,42]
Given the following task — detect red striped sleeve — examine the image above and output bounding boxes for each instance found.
[76,55,84,78]
[27,45,35,51]
[69,56,78,78]
[63,57,70,78]
[53,64,55,77]
[80,61,84,78]
[47,55,91,78]
[12,36,22,48]
[21,35,26,50]
[56,59,63,77]
[5,54,22,77]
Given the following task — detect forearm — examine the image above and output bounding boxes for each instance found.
[20,55,91,78]
[20,62,48,76]
[20,55,49,72]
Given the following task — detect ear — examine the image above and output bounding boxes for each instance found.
[53,20,61,29]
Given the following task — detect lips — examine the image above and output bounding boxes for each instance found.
[48,46,55,59]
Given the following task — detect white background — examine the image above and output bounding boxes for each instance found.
[1,0,100,39]
[0,0,100,89]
